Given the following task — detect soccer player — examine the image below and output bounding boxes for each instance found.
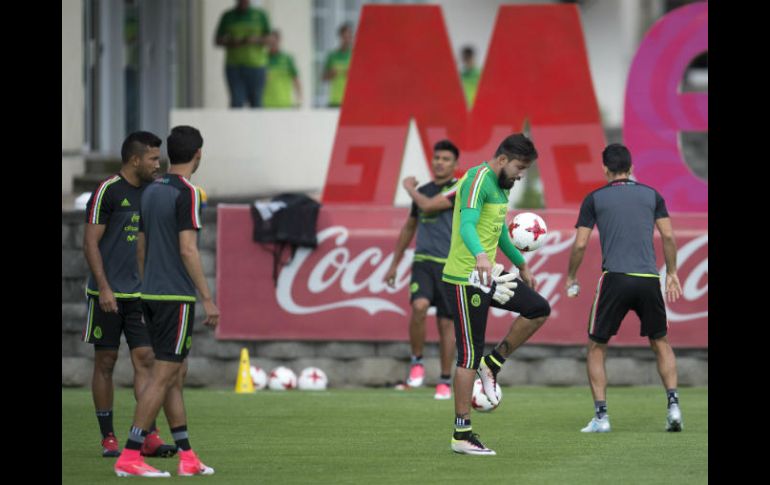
[83,131,177,459]
[113,126,219,477]
[565,143,684,433]
[384,140,460,400]
[443,134,551,455]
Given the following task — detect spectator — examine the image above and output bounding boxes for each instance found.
[322,23,353,107]
[460,46,480,107]
[263,30,302,108]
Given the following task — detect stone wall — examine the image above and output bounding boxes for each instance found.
[62,209,707,388]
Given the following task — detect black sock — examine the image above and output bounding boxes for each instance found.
[666,389,679,408]
[125,426,147,451]
[96,409,114,439]
[453,417,472,438]
[485,349,505,373]
[410,355,423,365]
[594,400,608,419]
[439,374,451,385]
[171,425,191,451]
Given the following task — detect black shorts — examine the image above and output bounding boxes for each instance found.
[588,272,667,344]
[444,273,551,369]
[82,297,152,350]
[410,260,452,318]
[141,300,196,363]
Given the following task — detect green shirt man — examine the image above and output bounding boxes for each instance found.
[264,51,300,108]
[323,23,354,107]
[215,5,271,68]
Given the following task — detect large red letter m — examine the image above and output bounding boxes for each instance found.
[321,4,607,208]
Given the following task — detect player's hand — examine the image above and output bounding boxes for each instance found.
[402,176,418,191]
[474,253,492,287]
[202,298,220,327]
[665,272,682,303]
[384,266,398,288]
[519,265,537,289]
[99,287,118,313]
[490,263,517,304]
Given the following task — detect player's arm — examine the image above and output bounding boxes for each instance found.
[384,216,418,288]
[565,226,593,295]
[655,217,682,303]
[177,187,219,327]
[402,177,453,212]
[83,224,118,313]
[498,227,536,288]
[179,230,219,327]
[564,194,596,297]
[83,189,118,313]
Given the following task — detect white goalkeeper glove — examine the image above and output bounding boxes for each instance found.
[468,264,518,304]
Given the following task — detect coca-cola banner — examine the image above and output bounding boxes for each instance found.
[216,205,707,348]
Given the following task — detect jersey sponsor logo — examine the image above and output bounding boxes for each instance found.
[121,198,131,207]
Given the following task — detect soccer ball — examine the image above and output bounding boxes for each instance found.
[268,366,297,390]
[249,365,268,390]
[509,212,548,252]
[298,367,329,391]
[471,378,502,412]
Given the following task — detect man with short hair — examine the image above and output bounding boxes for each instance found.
[263,29,302,108]
[565,143,684,433]
[83,131,177,459]
[385,140,460,400]
[113,126,219,477]
[443,133,551,456]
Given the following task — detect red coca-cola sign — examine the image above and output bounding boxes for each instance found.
[216,206,707,347]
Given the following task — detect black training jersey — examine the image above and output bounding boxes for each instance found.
[576,179,669,275]
[139,174,202,302]
[84,174,145,298]
[409,178,459,262]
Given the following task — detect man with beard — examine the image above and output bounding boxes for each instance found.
[83,131,177,459]
[442,133,551,456]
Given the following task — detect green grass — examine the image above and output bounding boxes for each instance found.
[63,386,707,484]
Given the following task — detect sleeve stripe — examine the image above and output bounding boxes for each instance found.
[88,175,120,224]
[179,176,202,229]
[467,167,489,209]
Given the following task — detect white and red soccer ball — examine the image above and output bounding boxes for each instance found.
[249,365,268,390]
[509,212,548,252]
[471,378,502,412]
[268,366,297,390]
[298,367,329,391]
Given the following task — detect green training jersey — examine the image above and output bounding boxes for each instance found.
[461,67,480,107]
[263,51,298,108]
[324,49,351,106]
[215,7,271,67]
[442,162,509,285]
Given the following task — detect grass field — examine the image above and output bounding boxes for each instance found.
[63,386,707,484]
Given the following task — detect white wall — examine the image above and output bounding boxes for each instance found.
[170,109,339,197]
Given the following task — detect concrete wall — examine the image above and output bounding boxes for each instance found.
[62,209,708,388]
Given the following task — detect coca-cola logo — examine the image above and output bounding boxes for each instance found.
[275,225,707,322]
[276,226,408,315]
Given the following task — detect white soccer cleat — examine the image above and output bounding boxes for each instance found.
[666,403,683,432]
[451,433,496,456]
[580,415,611,433]
[475,359,500,406]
